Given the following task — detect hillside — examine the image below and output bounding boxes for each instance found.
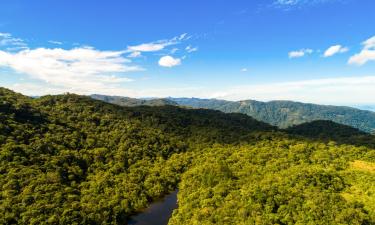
[285,120,375,148]
[0,88,273,224]
[91,94,178,107]
[171,98,375,133]
[91,95,375,133]
[1,87,375,224]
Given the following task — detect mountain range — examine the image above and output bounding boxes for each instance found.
[91,95,375,134]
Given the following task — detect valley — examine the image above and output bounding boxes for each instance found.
[1,87,374,224]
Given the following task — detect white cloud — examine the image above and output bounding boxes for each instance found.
[241,68,248,72]
[363,36,375,49]
[276,0,300,5]
[48,40,63,45]
[208,76,375,105]
[128,51,142,58]
[128,43,171,52]
[323,45,348,57]
[6,75,375,106]
[179,33,188,40]
[186,45,198,53]
[0,47,141,93]
[348,36,375,65]
[274,0,337,7]
[170,48,179,54]
[0,32,27,50]
[158,55,181,67]
[127,33,190,53]
[288,49,313,58]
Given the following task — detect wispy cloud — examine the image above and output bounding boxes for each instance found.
[170,48,179,54]
[323,45,348,57]
[0,32,28,51]
[186,45,198,53]
[348,36,375,65]
[127,51,142,58]
[288,49,313,58]
[48,40,63,45]
[126,33,191,53]
[273,0,341,9]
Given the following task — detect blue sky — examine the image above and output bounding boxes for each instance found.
[0,0,375,106]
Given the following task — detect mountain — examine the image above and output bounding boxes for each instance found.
[1,87,375,224]
[90,95,375,133]
[91,94,178,107]
[170,98,375,133]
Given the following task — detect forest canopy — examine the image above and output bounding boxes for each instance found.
[1,87,374,224]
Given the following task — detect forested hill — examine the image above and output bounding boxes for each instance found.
[91,94,178,107]
[0,87,273,224]
[90,95,375,133]
[2,87,375,224]
[171,98,375,133]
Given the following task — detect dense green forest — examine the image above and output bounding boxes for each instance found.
[1,87,375,224]
[91,95,375,133]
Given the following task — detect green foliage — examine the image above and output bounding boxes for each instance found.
[1,87,375,224]
[91,95,375,133]
[170,138,375,225]
[170,98,375,133]
[0,88,271,224]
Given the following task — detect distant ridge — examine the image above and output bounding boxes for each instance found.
[91,94,178,107]
[91,95,375,133]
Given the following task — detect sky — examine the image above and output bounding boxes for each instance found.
[0,0,375,106]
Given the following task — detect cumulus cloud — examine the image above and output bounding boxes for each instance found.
[288,49,313,58]
[348,36,375,65]
[158,55,181,67]
[323,45,348,57]
[0,47,141,93]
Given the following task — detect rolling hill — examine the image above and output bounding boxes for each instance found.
[90,95,375,133]
[170,98,375,134]
[1,87,375,224]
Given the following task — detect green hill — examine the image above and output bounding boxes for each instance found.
[171,98,375,133]
[91,95,375,133]
[91,94,178,107]
[1,87,375,224]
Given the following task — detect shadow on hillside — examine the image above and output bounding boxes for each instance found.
[284,120,375,149]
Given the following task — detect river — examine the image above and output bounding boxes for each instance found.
[127,190,178,225]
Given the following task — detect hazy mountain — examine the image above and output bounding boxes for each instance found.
[91,94,178,107]
[169,98,375,133]
[91,95,375,133]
